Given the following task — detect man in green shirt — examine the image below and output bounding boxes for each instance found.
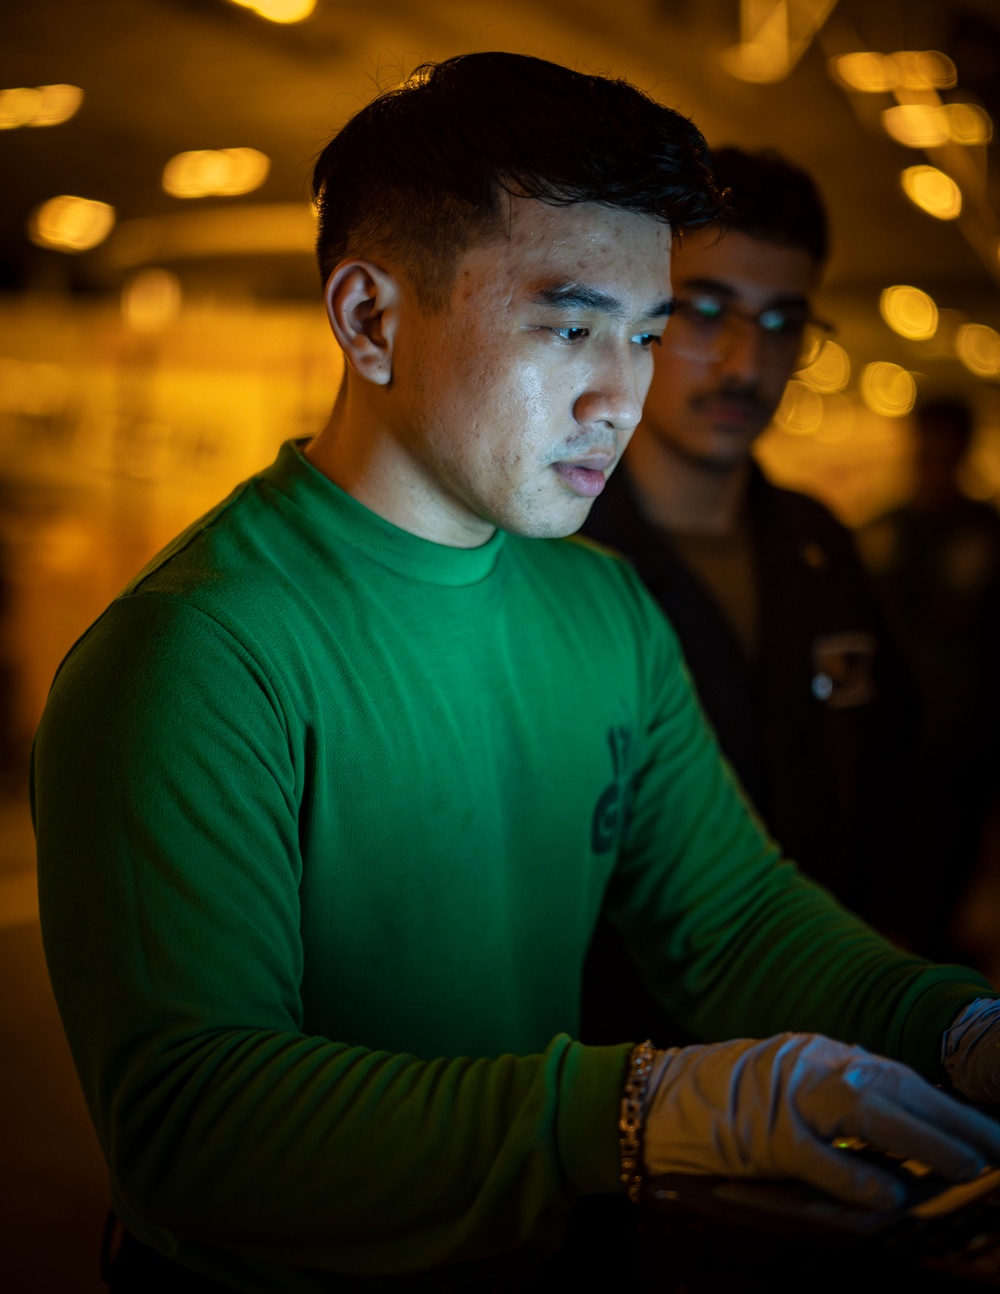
[31,52,1000,1293]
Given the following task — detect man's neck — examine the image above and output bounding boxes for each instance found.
[625,424,751,537]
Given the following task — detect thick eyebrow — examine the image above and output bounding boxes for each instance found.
[532,282,674,320]
[679,277,810,310]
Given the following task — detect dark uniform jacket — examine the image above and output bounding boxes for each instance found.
[579,462,916,1045]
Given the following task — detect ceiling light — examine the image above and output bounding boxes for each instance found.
[28,195,115,252]
[796,339,850,393]
[900,166,962,220]
[956,324,1000,378]
[163,148,270,199]
[882,105,949,149]
[229,0,316,23]
[830,52,900,93]
[946,103,993,146]
[880,286,938,341]
[860,362,916,417]
[0,84,82,130]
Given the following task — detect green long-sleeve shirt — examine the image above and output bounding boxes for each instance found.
[32,440,992,1290]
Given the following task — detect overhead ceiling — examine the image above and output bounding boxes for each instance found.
[2,0,1000,321]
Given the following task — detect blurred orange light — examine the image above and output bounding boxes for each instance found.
[777,380,823,435]
[796,339,850,393]
[830,52,900,93]
[946,103,993,146]
[900,166,962,220]
[880,286,938,341]
[893,50,957,90]
[860,362,916,417]
[956,324,1000,378]
[122,268,183,334]
[0,84,82,129]
[163,148,270,199]
[229,0,316,22]
[28,195,115,252]
[882,105,949,148]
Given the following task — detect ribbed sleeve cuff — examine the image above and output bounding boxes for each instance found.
[556,1041,633,1196]
[894,968,1000,1080]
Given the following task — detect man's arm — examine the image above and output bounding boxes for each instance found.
[32,593,627,1278]
[604,564,994,1079]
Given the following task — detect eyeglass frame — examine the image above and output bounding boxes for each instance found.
[664,292,836,368]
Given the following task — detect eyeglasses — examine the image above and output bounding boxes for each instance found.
[666,294,835,367]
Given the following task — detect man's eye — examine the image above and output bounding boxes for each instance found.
[683,298,724,325]
[760,309,791,333]
[631,332,662,349]
[553,327,589,342]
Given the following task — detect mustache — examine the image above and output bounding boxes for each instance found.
[689,387,772,418]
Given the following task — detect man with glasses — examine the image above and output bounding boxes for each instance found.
[582,150,915,1044]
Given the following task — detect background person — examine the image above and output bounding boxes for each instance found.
[30,57,1000,1293]
[581,150,918,1047]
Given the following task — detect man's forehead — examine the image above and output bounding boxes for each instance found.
[673,227,818,300]
[473,198,672,305]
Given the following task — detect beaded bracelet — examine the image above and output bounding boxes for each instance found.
[619,1039,656,1204]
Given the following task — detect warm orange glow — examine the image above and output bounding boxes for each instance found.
[122,269,183,334]
[722,0,837,84]
[900,166,962,220]
[956,323,1000,378]
[830,52,900,93]
[229,0,316,23]
[860,362,916,417]
[776,380,823,435]
[163,148,270,199]
[0,84,82,130]
[946,102,993,146]
[894,50,957,90]
[830,50,955,93]
[882,105,949,149]
[880,285,938,341]
[28,195,115,252]
[796,339,850,393]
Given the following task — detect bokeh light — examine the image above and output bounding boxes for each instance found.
[830,52,900,93]
[956,323,1000,378]
[776,380,823,435]
[28,195,115,252]
[0,84,82,129]
[229,0,316,23]
[122,268,183,334]
[879,285,938,341]
[163,148,271,199]
[946,102,993,146]
[900,166,962,220]
[882,105,949,149]
[830,50,956,93]
[796,339,850,393]
[859,362,916,417]
[894,50,957,90]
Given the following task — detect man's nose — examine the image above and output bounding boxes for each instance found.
[713,314,768,384]
[573,345,645,432]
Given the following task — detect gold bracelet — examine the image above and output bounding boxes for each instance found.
[619,1039,656,1205]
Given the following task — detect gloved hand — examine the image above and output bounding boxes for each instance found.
[642,1032,1000,1211]
[944,997,1000,1107]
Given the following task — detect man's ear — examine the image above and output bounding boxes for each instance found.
[324,260,403,387]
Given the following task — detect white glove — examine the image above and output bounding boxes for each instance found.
[943,997,1000,1106]
[642,1032,1000,1211]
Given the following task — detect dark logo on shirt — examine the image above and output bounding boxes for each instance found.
[591,725,632,855]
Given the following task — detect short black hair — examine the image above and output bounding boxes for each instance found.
[312,52,724,308]
[710,147,829,265]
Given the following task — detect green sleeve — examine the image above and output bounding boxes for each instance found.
[607,576,993,1081]
[32,595,628,1278]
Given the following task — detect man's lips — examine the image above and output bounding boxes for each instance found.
[552,455,615,499]
[695,395,771,427]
